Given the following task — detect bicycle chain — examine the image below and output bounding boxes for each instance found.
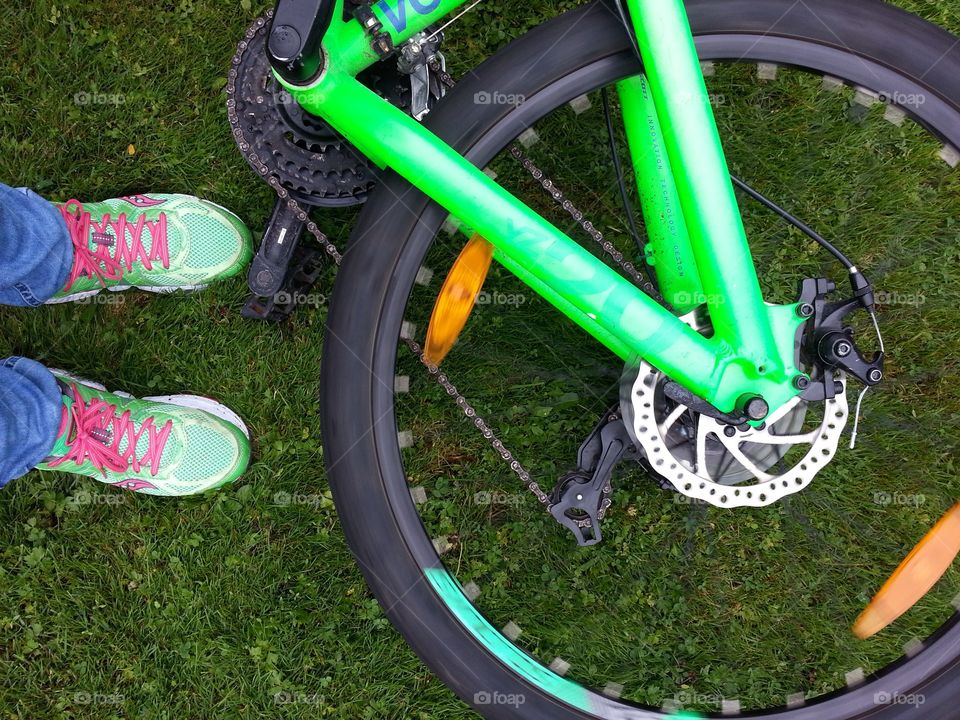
[227,14,344,266]
[227,13,670,525]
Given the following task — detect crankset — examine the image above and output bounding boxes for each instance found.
[229,5,448,320]
[231,10,374,206]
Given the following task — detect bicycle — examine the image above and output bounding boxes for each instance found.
[229,0,960,716]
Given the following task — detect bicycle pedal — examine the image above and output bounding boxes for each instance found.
[243,243,328,323]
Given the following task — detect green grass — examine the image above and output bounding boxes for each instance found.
[2,1,960,718]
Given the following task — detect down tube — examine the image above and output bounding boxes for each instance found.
[310,75,731,404]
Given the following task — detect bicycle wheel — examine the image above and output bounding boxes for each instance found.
[321,0,960,717]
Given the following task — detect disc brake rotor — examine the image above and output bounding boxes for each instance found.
[622,361,850,507]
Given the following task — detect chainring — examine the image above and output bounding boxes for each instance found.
[622,361,850,507]
[230,12,413,206]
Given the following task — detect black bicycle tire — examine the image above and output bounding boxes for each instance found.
[321,1,960,717]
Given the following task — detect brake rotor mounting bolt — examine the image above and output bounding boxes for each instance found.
[797,303,815,318]
[869,369,884,383]
[724,426,737,438]
[793,375,811,391]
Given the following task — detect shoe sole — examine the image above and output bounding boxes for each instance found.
[46,283,209,304]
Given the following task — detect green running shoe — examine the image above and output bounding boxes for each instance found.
[36,373,252,496]
[48,194,253,303]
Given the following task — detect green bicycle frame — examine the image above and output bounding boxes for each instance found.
[276,0,806,416]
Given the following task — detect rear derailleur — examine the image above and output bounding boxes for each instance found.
[549,407,639,547]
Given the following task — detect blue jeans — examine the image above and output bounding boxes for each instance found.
[0,184,74,487]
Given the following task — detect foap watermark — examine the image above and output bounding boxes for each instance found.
[475,290,527,307]
[874,691,925,708]
[273,491,327,510]
[273,87,331,106]
[673,90,727,107]
[273,89,309,107]
[474,691,526,708]
[73,91,126,106]
[877,90,927,109]
[875,290,925,308]
[673,291,727,307]
[873,491,925,507]
[273,691,323,706]
[74,293,125,306]
[474,490,525,506]
[474,90,526,108]
[673,493,710,506]
[273,291,327,308]
[73,692,124,706]
[674,690,724,708]
[71,491,125,507]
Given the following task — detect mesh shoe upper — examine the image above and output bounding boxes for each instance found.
[51,194,253,299]
[37,377,251,496]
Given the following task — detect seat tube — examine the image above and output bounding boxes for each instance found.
[623,0,784,379]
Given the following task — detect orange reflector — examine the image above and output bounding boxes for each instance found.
[423,234,494,366]
[853,502,960,639]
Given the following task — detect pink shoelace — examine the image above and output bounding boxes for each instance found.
[47,384,173,477]
[60,200,170,291]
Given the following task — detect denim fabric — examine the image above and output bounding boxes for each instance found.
[0,358,61,487]
[0,183,73,306]
[0,184,72,484]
